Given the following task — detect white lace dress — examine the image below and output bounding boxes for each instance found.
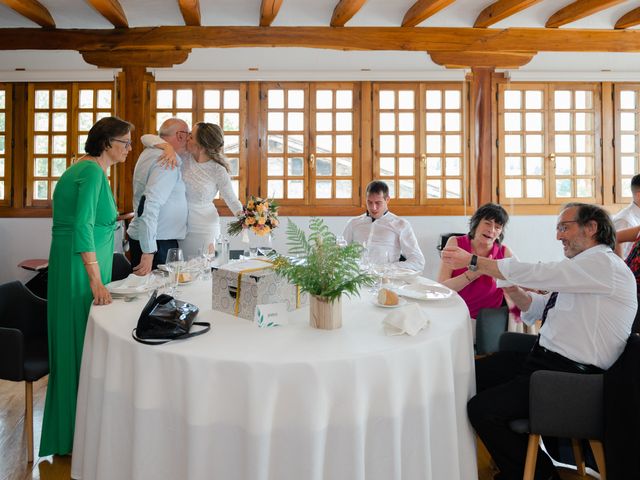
[141,135,243,258]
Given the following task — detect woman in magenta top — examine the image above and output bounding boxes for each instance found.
[438,203,514,326]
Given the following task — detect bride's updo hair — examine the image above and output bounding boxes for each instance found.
[194,122,231,173]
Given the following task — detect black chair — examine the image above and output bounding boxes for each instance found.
[0,281,48,463]
[436,232,465,255]
[475,306,509,355]
[112,252,133,281]
[499,332,606,479]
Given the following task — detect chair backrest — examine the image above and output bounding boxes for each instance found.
[0,281,47,335]
[112,253,133,281]
[437,232,465,253]
[475,306,509,355]
[499,331,538,353]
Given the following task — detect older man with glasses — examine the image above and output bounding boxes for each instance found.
[127,118,190,275]
[443,202,637,480]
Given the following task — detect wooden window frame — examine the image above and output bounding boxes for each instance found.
[613,83,640,204]
[0,83,12,207]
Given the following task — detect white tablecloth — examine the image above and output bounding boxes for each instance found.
[71,278,477,480]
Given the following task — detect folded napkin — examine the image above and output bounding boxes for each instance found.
[382,303,430,336]
[221,258,273,272]
[112,273,149,292]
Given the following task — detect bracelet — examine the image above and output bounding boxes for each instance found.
[84,261,99,266]
[464,271,473,282]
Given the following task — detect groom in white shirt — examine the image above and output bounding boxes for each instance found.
[342,180,425,273]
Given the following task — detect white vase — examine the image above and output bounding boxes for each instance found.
[309,295,342,330]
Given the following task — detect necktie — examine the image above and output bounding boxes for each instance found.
[540,292,558,325]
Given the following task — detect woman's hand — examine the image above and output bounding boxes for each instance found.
[442,245,472,269]
[156,143,178,170]
[90,281,112,305]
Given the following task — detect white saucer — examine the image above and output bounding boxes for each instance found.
[371,297,408,308]
[396,283,452,301]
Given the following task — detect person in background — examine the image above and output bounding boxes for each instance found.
[342,180,425,272]
[40,116,133,456]
[141,122,242,258]
[442,202,636,480]
[437,203,514,336]
[127,118,189,275]
[615,224,640,294]
[613,173,640,258]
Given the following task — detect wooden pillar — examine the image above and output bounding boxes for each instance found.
[117,66,152,212]
[470,67,494,207]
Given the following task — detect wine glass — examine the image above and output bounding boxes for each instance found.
[257,234,275,258]
[368,247,391,292]
[200,242,215,280]
[335,235,348,248]
[165,248,184,296]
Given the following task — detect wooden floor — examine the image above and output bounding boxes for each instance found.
[0,378,596,480]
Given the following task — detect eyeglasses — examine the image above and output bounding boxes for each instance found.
[556,220,579,233]
[111,138,132,148]
[176,130,192,137]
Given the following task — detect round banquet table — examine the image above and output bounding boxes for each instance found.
[71,278,477,480]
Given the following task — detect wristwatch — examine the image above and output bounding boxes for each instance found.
[468,254,479,272]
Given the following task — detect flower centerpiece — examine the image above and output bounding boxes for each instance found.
[227,195,279,244]
[272,218,375,329]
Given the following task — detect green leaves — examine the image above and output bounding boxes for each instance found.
[273,218,375,303]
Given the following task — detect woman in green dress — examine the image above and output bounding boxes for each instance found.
[39,116,133,456]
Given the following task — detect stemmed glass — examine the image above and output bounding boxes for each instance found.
[165,248,184,296]
[200,243,216,280]
[368,247,391,292]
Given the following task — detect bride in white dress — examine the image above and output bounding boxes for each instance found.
[142,122,242,258]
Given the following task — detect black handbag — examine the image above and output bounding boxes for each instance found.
[132,290,210,345]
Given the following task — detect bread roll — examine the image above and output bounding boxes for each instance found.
[377,288,399,306]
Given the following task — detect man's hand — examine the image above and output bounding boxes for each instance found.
[442,245,473,269]
[133,253,154,276]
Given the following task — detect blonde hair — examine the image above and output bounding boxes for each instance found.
[194,122,231,173]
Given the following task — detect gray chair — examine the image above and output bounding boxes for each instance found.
[475,306,509,355]
[500,332,606,479]
[0,281,48,463]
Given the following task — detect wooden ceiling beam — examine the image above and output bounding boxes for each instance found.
[178,0,200,26]
[401,0,455,28]
[86,0,128,28]
[2,26,640,53]
[546,0,626,29]
[259,0,283,27]
[474,0,542,28]
[615,6,640,29]
[330,0,367,27]
[429,50,535,69]
[81,49,191,67]
[0,0,55,28]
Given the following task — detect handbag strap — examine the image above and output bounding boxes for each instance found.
[131,321,211,345]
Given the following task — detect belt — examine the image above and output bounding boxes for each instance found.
[530,341,604,374]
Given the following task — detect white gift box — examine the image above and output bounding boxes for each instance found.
[212,259,308,320]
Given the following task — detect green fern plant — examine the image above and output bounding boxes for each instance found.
[272,218,375,303]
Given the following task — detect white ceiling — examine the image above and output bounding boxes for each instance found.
[0,0,639,81]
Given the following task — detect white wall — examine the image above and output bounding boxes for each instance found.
[0,215,563,286]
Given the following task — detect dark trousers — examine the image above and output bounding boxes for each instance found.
[468,344,603,480]
[128,238,179,270]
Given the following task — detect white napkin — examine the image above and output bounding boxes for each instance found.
[382,303,430,336]
[112,273,149,292]
[221,258,273,272]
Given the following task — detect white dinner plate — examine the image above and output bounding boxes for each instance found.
[106,275,150,296]
[384,267,420,283]
[396,283,452,301]
[371,297,408,309]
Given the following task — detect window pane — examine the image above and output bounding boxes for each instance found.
[445,112,460,132]
[335,112,352,131]
[316,112,332,131]
[575,91,592,109]
[555,156,572,175]
[379,113,395,131]
[316,180,331,198]
[445,157,460,176]
[620,112,635,131]
[526,157,543,176]
[526,179,543,198]
[316,157,332,176]
[34,113,49,131]
[445,179,461,198]
[204,90,220,109]
[379,90,394,109]
[576,179,593,197]
[398,135,414,154]
[268,112,284,131]
[288,90,304,108]
[316,135,332,153]
[79,90,93,108]
[426,158,441,176]
[426,135,441,153]
[35,90,49,109]
[35,158,48,176]
[223,90,239,109]
[620,90,636,108]
[525,135,542,153]
[555,135,571,153]
[426,179,441,198]
[504,112,521,131]
[287,135,304,153]
[425,90,441,109]
[398,157,413,176]
[336,157,352,176]
[288,157,304,176]
[336,90,352,108]
[79,112,93,130]
[555,112,571,131]
[556,179,572,197]
[380,157,395,176]
[575,112,593,131]
[267,180,283,198]
[336,135,352,154]
[621,156,636,175]
[225,135,239,154]
[525,91,542,109]
[222,113,239,132]
[316,90,332,109]
[505,179,522,198]
[504,90,521,109]
[287,180,304,198]
[380,135,395,154]
[336,180,352,198]
[505,157,521,175]
[445,90,460,109]
[52,135,66,154]
[52,113,67,131]
[554,91,571,109]
[426,113,442,131]
[204,112,220,125]
[398,91,414,109]
[35,136,48,154]
[176,89,192,108]
[52,158,66,176]
[621,135,636,153]
[398,112,414,131]
[288,112,304,131]
[97,90,112,108]
[504,135,521,153]
[398,179,414,198]
[525,113,542,131]
[268,90,284,109]
[34,181,48,199]
[575,156,593,175]
[445,135,460,154]
[157,90,173,108]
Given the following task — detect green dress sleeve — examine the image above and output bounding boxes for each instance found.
[72,163,104,254]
